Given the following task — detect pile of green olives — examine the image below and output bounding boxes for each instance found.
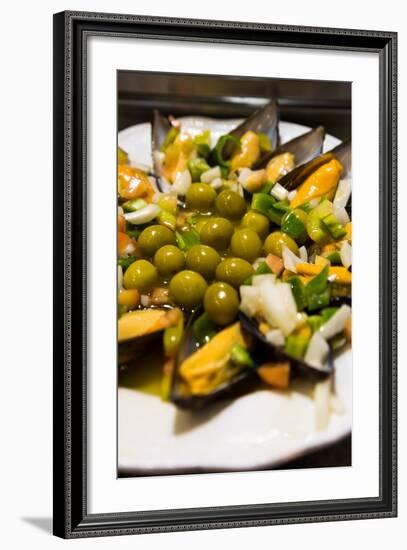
[120,178,311,327]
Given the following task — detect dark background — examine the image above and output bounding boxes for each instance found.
[117,70,351,470]
[118,71,351,141]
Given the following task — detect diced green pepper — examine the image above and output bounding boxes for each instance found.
[307,287,331,312]
[281,209,307,239]
[175,228,200,251]
[267,206,284,225]
[324,250,342,265]
[158,210,177,231]
[126,227,141,240]
[122,198,148,212]
[192,313,217,347]
[288,276,307,311]
[258,182,274,194]
[322,213,347,240]
[160,126,180,151]
[251,192,276,215]
[187,157,211,182]
[243,260,272,285]
[273,200,291,213]
[210,134,241,167]
[320,307,339,323]
[306,265,329,295]
[308,315,323,332]
[285,334,309,359]
[118,255,137,271]
[230,344,255,368]
[194,130,211,158]
[258,133,272,153]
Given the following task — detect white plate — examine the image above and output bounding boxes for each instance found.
[118,119,351,475]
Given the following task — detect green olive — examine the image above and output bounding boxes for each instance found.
[169,270,208,309]
[185,183,217,211]
[123,259,158,293]
[200,217,234,250]
[153,245,185,277]
[264,231,299,258]
[185,245,221,279]
[230,228,262,263]
[242,210,270,240]
[204,282,239,326]
[215,257,254,288]
[138,225,176,257]
[215,189,247,219]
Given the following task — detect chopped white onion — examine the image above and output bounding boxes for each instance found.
[238,167,252,185]
[153,150,165,170]
[118,206,124,216]
[287,190,297,202]
[172,169,191,195]
[259,280,298,336]
[140,295,150,307]
[118,266,123,291]
[333,205,350,225]
[200,166,221,183]
[304,332,329,369]
[270,182,289,201]
[265,329,285,347]
[252,274,276,287]
[299,246,308,262]
[124,204,160,225]
[319,305,351,340]
[239,285,262,317]
[333,179,352,208]
[314,377,332,431]
[340,240,352,268]
[210,177,223,190]
[282,245,302,273]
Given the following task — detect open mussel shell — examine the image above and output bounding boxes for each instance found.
[278,138,351,192]
[253,125,325,170]
[170,309,258,410]
[238,312,333,380]
[118,308,169,366]
[225,100,280,160]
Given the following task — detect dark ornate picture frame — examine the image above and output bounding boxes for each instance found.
[53,11,397,538]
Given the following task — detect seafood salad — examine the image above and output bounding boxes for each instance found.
[117,102,352,429]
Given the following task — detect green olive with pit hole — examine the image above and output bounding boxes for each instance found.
[204,282,240,326]
[137,224,176,257]
[169,270,208,309]
[153,245,185,277]
[123,259,158,293]
[241,210,270,240]
[185,245,221,279]
[264,230,299,258]
[230,228,262,263]
[215,189,247,219]
[199,217,234,250]
[215,257,254,288]
[185,183,217,211]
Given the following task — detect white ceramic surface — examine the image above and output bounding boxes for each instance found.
[118,119,350,475]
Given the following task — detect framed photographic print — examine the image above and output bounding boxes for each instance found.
[53,11,397,538]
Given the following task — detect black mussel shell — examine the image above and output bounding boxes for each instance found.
[170,309,258,410]
[238,312,333,380]
[279,138,351,192]
[225,100,280,159]
[253,126,325,170]
[118,330,164,366]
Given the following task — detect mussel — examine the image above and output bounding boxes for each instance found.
[118,308,170,365]
[278,139,351,192]
[239,312,333,381]
[170,309,258,410]
[151,101,280,192]
[252,125,325,171]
